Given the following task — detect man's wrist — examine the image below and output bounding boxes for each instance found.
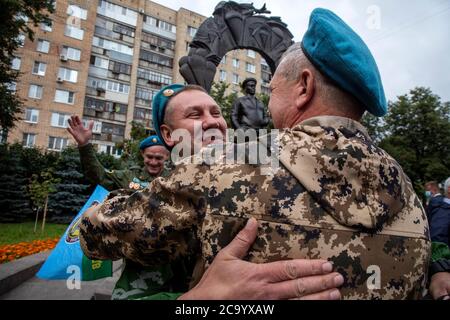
[429,259,450,279]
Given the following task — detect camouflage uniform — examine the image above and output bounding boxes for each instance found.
[80,116,431,299]
[78,143,194,300]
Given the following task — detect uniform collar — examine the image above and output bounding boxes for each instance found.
[298,115,370,138]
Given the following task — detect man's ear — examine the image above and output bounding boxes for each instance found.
[160,124,175,148]
[295,68,315,111]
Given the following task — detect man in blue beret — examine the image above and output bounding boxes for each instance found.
[80,8,431,299]
[67,115,170,191]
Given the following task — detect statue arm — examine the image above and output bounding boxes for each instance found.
[231,99,242,129]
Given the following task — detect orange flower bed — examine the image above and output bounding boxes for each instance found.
[0,238,59,264]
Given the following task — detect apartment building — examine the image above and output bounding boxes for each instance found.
[8,0,268,156]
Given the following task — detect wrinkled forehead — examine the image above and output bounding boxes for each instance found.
[169,89,219,110]
[142,145,168,156]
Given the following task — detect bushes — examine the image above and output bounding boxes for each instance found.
[0,143,122,223]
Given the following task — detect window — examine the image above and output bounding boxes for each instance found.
[90,55,109,69]
[58,67,78,83]
[55,89,75,104]
[82,119,102,134]
[247,50,256,58]
[67,5,88,20]
[7,82,17,92]
[11,57,21,70]
[219,70,227,82]
[113,23,135,37]
[25,108,39,123]
[136,87,156,101]
[139,50,173,67]
[232,58,239,68]
[107,80,129,94]
[141,32,175,50]
[187,26,197,37]
[246,62,256,74]
[87,77,106,90]
[48,136,68,151]
[137,68,172,85]
[17,34,25,47]
[232,73,239,84]
[65,25,84,40]
[40,22,53,32]
[51,112,71,128]
[22,133,36,147]
[158,20,176,33]
[32,61,47,76]
[261,58,268,66]
[221,56,227,64]
[37,39,50,53]
[109,60,131,75]
[61,46,81,61]
[28,85,43,99]
[92,36,133,55]
[145,16,157,26]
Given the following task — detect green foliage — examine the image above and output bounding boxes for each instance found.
[0,222,68,245]
[29,170,59,212]
[47,147,90,222]
[0,0,54,135]
[0,143,33,222]
[210,82,238,128]
[379,87,450,195]
[96,152,123,171]
[117,121,147,167]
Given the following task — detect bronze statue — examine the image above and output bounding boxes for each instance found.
[179,1,294,92]
[231,78,270,130]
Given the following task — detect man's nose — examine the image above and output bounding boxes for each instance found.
[202,114,219,130]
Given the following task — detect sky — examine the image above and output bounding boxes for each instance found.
[151,0,450,103]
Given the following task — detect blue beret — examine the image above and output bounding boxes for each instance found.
[139,135,164,151]
[302,8,387,117]
[152,84,185,147]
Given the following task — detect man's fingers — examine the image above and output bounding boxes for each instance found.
[88,120,94,131]
[291,288,341,301]
[261,259,334,283]
[74,115,82,126]
[67,126,74,136]
[272,272,344,300]
[220,218,258,259]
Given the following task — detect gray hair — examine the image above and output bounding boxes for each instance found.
[277,42,363,119]
[445,177,450,198]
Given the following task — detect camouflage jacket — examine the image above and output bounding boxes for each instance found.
[80,116,431,299]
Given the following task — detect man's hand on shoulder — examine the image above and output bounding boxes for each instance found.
[179,218,344,300]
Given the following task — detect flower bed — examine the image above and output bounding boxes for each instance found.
[0,238,59,264]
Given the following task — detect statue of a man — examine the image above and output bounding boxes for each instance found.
[231,78,270,130]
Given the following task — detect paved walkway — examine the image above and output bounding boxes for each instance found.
[0,251,122,300]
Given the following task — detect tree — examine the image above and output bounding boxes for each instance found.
[47,147,90,223]
[360,112,385,144]
[117,121,148,167]
[0,0,54,138]
[0,143,33,222]
[29,170,60,232]
[210,82,238,128]
[379,87,450,195]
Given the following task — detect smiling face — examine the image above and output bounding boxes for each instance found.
[141,145,169,176]
[160,89,228,149]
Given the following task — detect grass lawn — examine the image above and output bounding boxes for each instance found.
[0,222,68,245]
